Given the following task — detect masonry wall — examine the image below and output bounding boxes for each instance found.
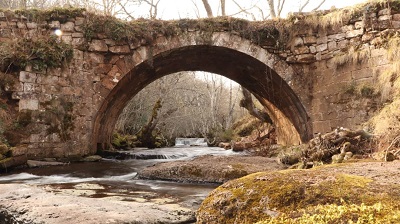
[281,7,399,134]
[0,4,398,159]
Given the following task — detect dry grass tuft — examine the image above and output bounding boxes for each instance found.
[331,46,371,69]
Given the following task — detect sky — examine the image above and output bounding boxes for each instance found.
[132,0,368,20]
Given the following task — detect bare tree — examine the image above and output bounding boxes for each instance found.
[139,0,161,19]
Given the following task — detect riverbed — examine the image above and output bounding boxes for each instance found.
[0,146,245,223]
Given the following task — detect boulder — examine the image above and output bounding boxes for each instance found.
[232,142,252,152]
[82,155,102,162]
[197,161,400,224]
[27,160,66,168]
[138,155,285,183]
[218,142,231,150]
[0,144,9,155]
[0,155,27,170]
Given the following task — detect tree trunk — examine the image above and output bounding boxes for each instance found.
[220,0,226,16]
[240,88,272,124]
[201,0,213,17]
[267,0,276,18]
[138,99,162,148]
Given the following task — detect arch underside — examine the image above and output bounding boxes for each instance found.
[92,45,312,151]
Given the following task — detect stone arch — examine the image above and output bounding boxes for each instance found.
[92,32,312,152]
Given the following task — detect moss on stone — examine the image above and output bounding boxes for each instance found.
[197,167,400,224]
[41,98,75,141]
[1,8,85,23]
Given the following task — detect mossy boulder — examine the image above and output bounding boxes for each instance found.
[0,144,9,155]
[196,162,400,224]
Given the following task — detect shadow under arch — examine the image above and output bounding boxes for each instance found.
[92,45,312,152]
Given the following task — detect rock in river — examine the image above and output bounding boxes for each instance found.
[138,155,286,183]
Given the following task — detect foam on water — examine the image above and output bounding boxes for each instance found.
[0,172,138,184]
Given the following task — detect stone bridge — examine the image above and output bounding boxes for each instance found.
[1,3,399,159]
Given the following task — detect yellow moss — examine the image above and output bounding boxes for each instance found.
[256,202,400,224]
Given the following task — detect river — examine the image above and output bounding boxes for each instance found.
[0,146,243,212]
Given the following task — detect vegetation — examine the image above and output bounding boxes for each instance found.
[0,35,73,73]
[256,202,400,224]
[115,72,245,148]
[368,34,400,151]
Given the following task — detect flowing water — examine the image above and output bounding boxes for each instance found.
[0,146,244,209]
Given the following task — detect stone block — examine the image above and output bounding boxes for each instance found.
[74,25,83,32]
[309,46,316,54]
[378,8,390,16]
[362,33,374,42]
[72,50,84,60]
[293,37,303,47]
[341,25,354,32]
[303,36,317,45]
[327,41,337,51]
[392,21,400,29]
[75,17,85,26]
[316,52,322,61]
[17,22,26,29]
[105,39,116,46]
[393,14,400,21]
[72,32,84,38]
[61,21,75,32]
[346,29,363,38]
[26,22,37,29]
[101,77,116,90]
[316,43,328,52]
[94,64,113,74]
[355,21,364,29]
[337,40,350,49]
[49,21,60,29]
[378,15,391,21]
[19,99,39,110]
[297,54,315,62]
[61,35,72,44]
[19,71,37,83]
[86,53,105,64]
[23,83,39,92]
[115,58,129,73]
[316,36,328,44]
[88,39,108,52]
[293,46,309,54]
[58,77,70,87]
[38,75,58,85]
[72,37,85,46]
[0,21,7,28]
[7,22,16,28]
[109,45,131,54]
